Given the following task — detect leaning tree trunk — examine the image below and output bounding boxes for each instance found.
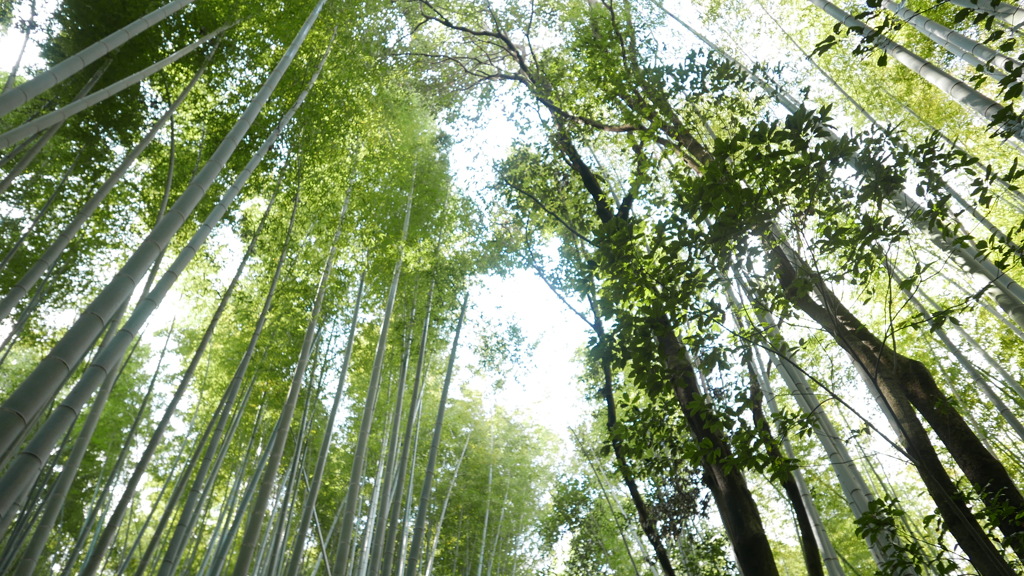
[569,430,655,576]
[556,127,779,575]
[0,0,313,461]
[771,242,1020,576]
[204,398,272,576]
[737,282,914,573]
[75,189,279,576]
[881,0,1021,84]
[889,266,1024,443]
[589,303,678,576]
[739,355,826,576]
[12,320,173,576]
[649,311,780,576]
[0,0,197,117]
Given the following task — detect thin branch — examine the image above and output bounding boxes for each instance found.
[504,180,597,246]
[530,263,596,330]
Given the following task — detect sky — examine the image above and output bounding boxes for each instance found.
[444,84,593,447]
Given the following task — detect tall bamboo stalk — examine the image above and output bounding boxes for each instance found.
[333,189,416,576]
[0,0,197,117]
[0,25,227,150]
[231,167,346,576]
[405,294,469,576]
[283,271,364,576]
[0,0,316,460]
[0,53,209,323]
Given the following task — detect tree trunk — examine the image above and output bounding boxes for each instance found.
[13,318,171,576]
[78,189,278,576]
[0,25,227,149]
[745,363,826,576]
[230,199,343,576]
[650,313,780,576]
[368,316,416,576]
[772,243,1021,575]
[882,0,1020,88]
[0,42,321,522]
[333,189,415,576]
[0,0,197,117]
[405,294,469,576]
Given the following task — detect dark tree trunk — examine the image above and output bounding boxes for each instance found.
[773,245,1020,576]
[651,314,780,576]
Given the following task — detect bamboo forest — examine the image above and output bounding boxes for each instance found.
[10,0,1024,574]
